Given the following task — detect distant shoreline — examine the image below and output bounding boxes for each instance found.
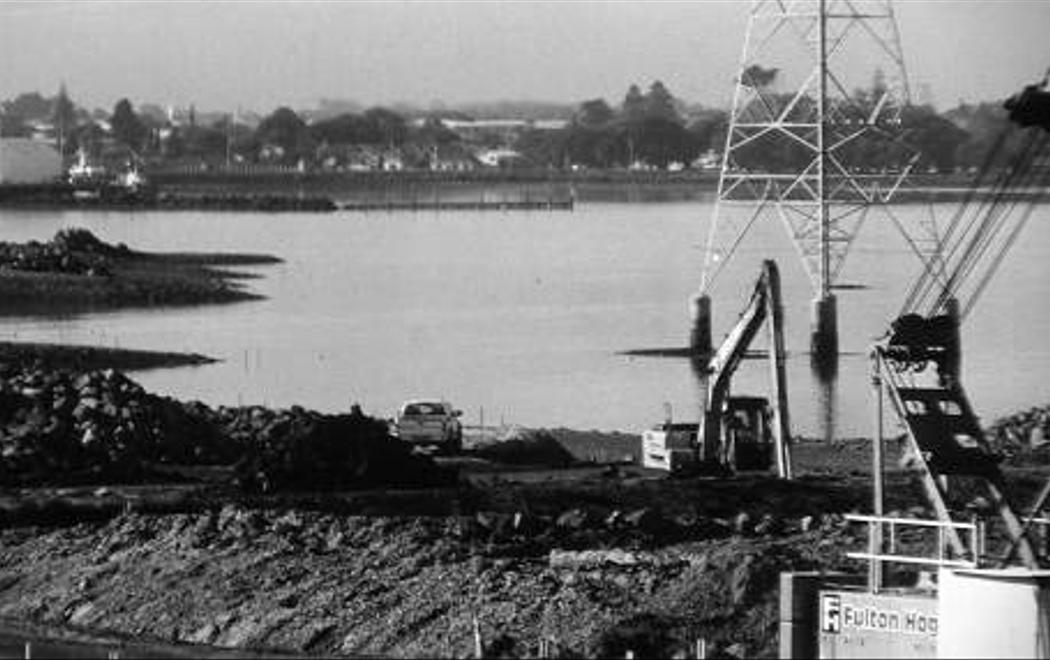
[0,170,1036,210]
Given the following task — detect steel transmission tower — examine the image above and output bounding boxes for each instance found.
[695,0,929,369]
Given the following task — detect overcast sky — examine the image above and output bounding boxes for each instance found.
[0,0,1047,114]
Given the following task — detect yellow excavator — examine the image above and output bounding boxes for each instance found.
[642,260,793,478]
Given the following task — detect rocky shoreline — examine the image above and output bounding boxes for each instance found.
[0,228,279,315]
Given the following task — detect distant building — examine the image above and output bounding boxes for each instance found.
[440,118,568,146]
[0,139,62,184]
[475,148,523,168]
[693,149,721,170]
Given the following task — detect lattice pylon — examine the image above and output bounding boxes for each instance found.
[701,0,928,299]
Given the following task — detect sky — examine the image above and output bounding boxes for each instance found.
[0,0,1047,114]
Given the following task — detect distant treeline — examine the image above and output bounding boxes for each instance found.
[0,80,1030,174]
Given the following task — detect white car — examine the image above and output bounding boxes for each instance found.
[393,400,463,454]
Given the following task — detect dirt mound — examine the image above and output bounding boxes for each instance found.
[230,409,455,492]
[472,427,577,467]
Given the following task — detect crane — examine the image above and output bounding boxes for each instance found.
[871,72,1050,570]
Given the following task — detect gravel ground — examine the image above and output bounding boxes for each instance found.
[0,501,860,658]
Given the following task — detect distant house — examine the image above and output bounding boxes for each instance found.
[440,118,567,147]
[475,148,523,168]
[424,143,478,172]
[258,143,286,162]
[379,149,404,171]
[693,149,721,170]
[26,120,56,143]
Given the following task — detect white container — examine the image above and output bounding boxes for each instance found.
[938,567,1050,658]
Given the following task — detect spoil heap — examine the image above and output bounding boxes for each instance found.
[219,405,455,492]
[0,364,451,491]
[0,364,226,486]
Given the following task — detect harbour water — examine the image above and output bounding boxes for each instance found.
[0,197,1047,437]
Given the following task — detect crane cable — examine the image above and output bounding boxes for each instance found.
[897,127,1009,314]
[931,130,1048,315]
[897,121,1050,321]
[961,133,1050,318]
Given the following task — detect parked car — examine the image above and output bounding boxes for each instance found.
[393,400,463,454]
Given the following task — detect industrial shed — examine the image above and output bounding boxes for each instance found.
[0,139,62,184]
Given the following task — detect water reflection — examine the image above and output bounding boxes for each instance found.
[813,368,838,443]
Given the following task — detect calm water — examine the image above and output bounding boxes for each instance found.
[0,200,1048,437]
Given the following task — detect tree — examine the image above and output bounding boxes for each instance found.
[110,98,148,152]
[52,83,76,156]
[310,113,373,144]
[741,64,778,89]
[362,107,407,146]
[644,81,679,123]
[901,105,969,172]
[575,99,615,127]
[514,128,569,169]
[631,118,701,168]
[687,109,729,153]
[1,92,52,121]
[412,117,460,146]
[622,84,646,122]
[254,106,312,162]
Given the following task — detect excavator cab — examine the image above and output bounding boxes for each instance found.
[721,396,774,472]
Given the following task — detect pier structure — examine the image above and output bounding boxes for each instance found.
[696,0,941,372]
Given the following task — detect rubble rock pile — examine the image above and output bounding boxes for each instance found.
[988,404,1050,463]
[0,364,229,486]
[0,228,124,277]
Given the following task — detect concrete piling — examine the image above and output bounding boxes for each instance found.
[810,295,838,379]
[690,294,712,356]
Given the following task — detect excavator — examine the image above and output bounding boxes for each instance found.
[642,259,793,478]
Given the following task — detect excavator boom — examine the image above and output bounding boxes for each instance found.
[701,260,792,478]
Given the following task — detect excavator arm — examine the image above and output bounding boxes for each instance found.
[700,260,793,478]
